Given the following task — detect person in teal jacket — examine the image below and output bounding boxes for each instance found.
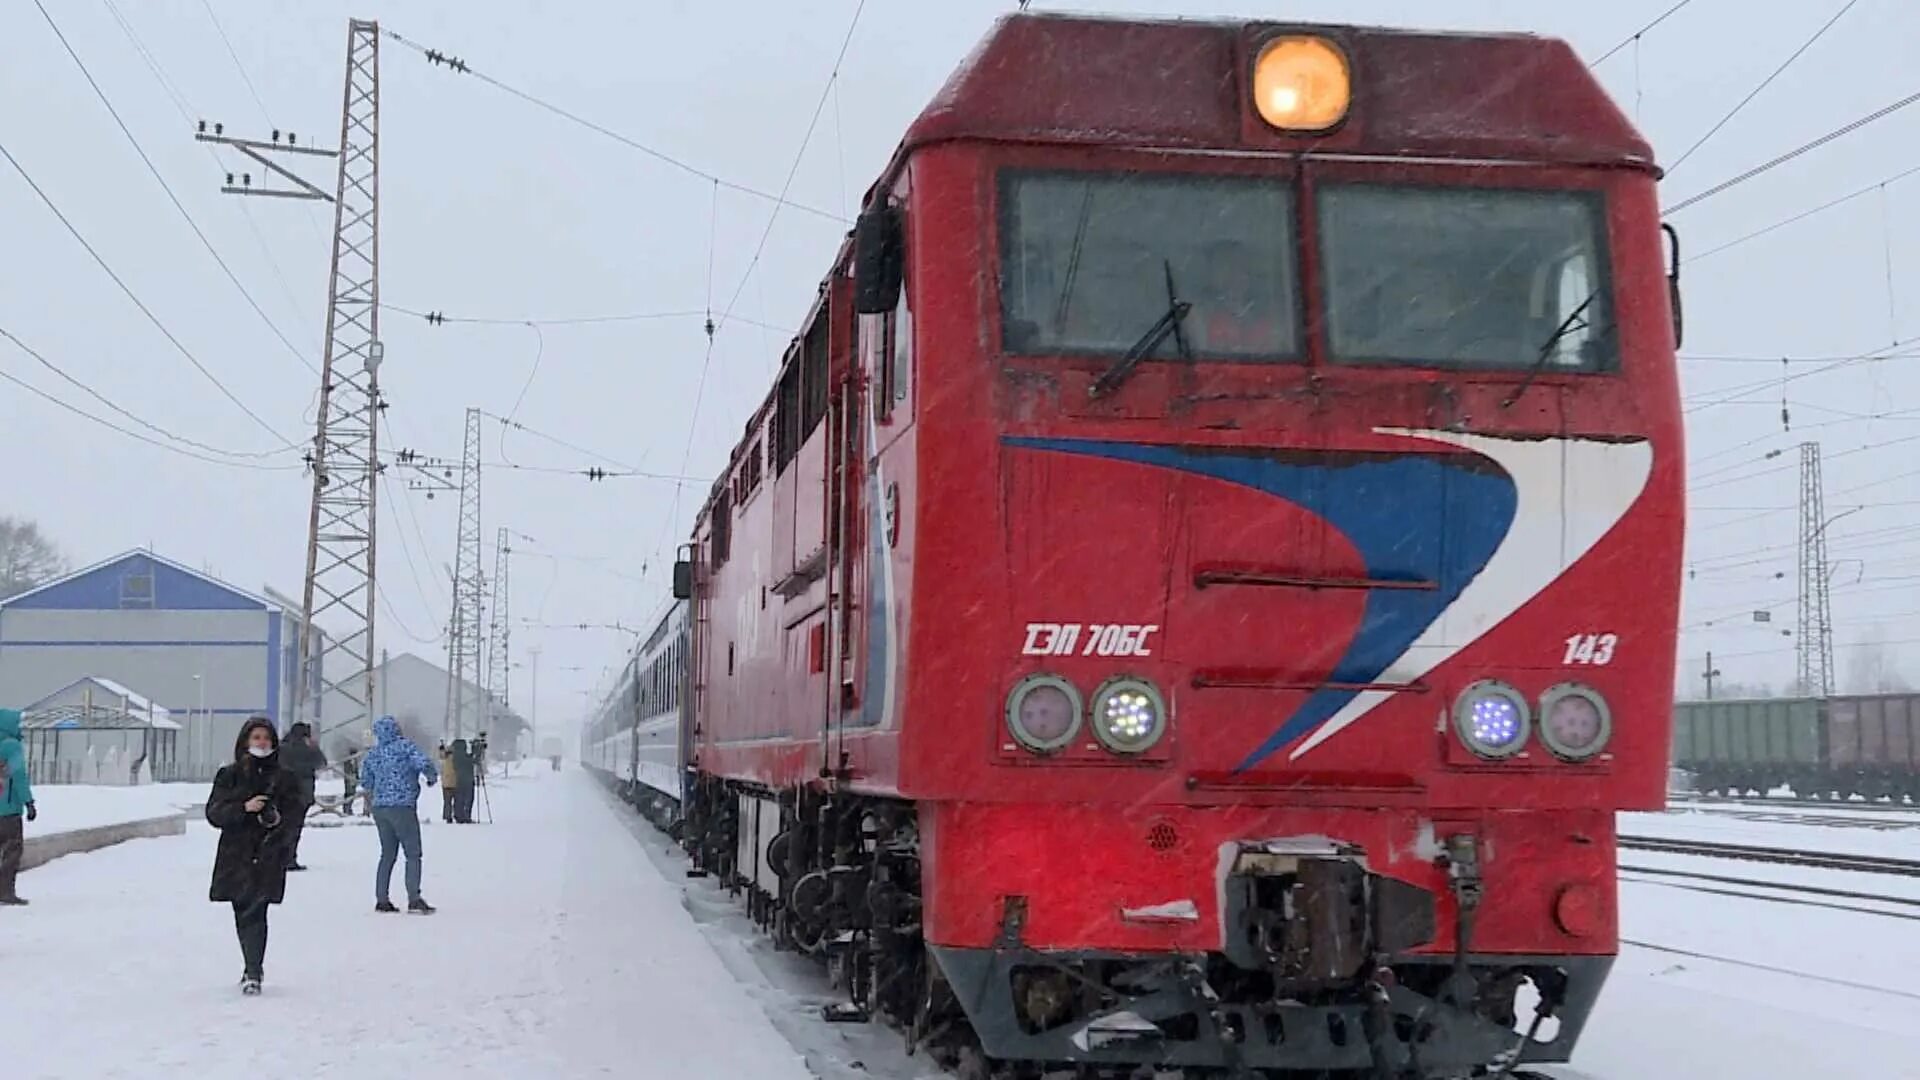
[0,707,38,905]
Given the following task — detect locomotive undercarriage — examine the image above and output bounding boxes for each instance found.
[675,776,1602,1079]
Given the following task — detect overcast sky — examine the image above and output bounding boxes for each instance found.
[4,0,1919,726]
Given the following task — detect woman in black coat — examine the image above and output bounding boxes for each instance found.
[206,717,304,995]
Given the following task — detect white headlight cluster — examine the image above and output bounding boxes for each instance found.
[1452,680,1611,761]
[1006,674,1167,755]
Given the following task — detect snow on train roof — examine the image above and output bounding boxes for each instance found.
[902,11,1655,170]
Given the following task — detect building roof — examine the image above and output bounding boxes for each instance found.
[382,653,529,728]
[0,549,278,613]
[22,675,181,730]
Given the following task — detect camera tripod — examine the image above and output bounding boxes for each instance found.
[474,760,494,824]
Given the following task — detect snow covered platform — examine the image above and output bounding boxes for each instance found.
[23,781,204,838]
[8,769,813,1080]
[21,811,185,872]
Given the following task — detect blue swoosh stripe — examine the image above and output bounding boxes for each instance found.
[1003,437,1517,768]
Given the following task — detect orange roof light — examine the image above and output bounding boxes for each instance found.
[1253,36,1351,132]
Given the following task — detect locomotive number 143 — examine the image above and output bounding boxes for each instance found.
[1023,623,1159,658]
[1562,632,1619,666]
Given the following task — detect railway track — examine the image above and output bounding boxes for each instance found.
[1617,835,1920,876]
[1619,864,1920,921]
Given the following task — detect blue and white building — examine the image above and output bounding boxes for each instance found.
[0,550,303,778]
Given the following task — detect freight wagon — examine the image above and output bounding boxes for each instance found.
[1672,694,1920,801]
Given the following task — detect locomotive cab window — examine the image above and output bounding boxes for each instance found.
[878,271,911,422]
[1317,186,1617,372]
[999,171,1300,361]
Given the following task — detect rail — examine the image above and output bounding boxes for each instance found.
[1618,835,1920,877]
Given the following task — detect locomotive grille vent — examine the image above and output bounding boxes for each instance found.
[1146,821,1181,853]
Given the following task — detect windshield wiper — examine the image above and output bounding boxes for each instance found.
[1090,260,1192,398]
[1500,289,1604,409]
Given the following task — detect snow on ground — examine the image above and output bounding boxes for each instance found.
[1625,803,1920,860]
[14,770,1920,1079]
[23,781,204,836]
[1563,873,1920,1079]
[5,769,813,1080]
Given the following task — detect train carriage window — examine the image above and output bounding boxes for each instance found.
[999,171,1299,360]
[711,488,732,566]
[774,360,802,471]
[1317,186,1617,371]
[802,316,829,438]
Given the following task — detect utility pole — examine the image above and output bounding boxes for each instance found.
[201,21,383,740]
[1702,652,1721,700]
[529,645,542,758]
[1796,442,1836,698]
[443,408,486,740]
[486,527,513,739]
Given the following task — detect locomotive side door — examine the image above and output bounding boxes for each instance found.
[828,279,871,770]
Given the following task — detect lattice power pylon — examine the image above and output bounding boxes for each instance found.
[485,527,513,733]
[443,407,486,739]
[1796,441,1836,697]
[289,21,382,739]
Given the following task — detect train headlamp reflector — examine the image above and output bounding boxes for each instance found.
[1006,674,1082,753]
[1453,680,1530,759]
[1539,684,1612,761]
[1252,36,1351,132]
[1091,677,1167,754]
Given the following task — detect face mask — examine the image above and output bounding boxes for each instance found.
[247,746,274,759]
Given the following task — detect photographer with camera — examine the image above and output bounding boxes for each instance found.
[449,738,475,824]
[206,718,305,994]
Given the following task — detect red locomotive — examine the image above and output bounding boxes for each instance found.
[634,11,1683,1076]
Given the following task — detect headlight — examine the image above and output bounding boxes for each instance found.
[1090,677,1167,754]
[1539,684,1612,761]
[1454,680,1530,759]
[1006,674,1082,753]
[1252,36,1352,132]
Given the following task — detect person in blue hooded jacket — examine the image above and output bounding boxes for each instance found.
[357,716,438,914]
[0,707,37,905]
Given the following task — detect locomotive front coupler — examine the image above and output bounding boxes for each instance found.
[1440,832,1485,1008]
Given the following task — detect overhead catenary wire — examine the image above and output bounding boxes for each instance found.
[0,139,295,449]
[196,0,273,123]
[1687,163,1920,264]
[1664,0,1860,174]
[380,413,450,612]
[1689,431,1920,492]
[379,302,792,336]
[647,0,871,585]
[1589,0,1697,67]
[30,0,319,379]
[0,325,285,461]
[501,322,545,428]
[381,27,848,226]
[1682,339,1915,414]
[1666,87,1920,215]
[0,330,299,472]
[100,0,321,388]
[475,409,656,475]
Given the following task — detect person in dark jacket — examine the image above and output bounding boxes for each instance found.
[449,738,476,824]
[206,717,304,994]
[279,721,327,870]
